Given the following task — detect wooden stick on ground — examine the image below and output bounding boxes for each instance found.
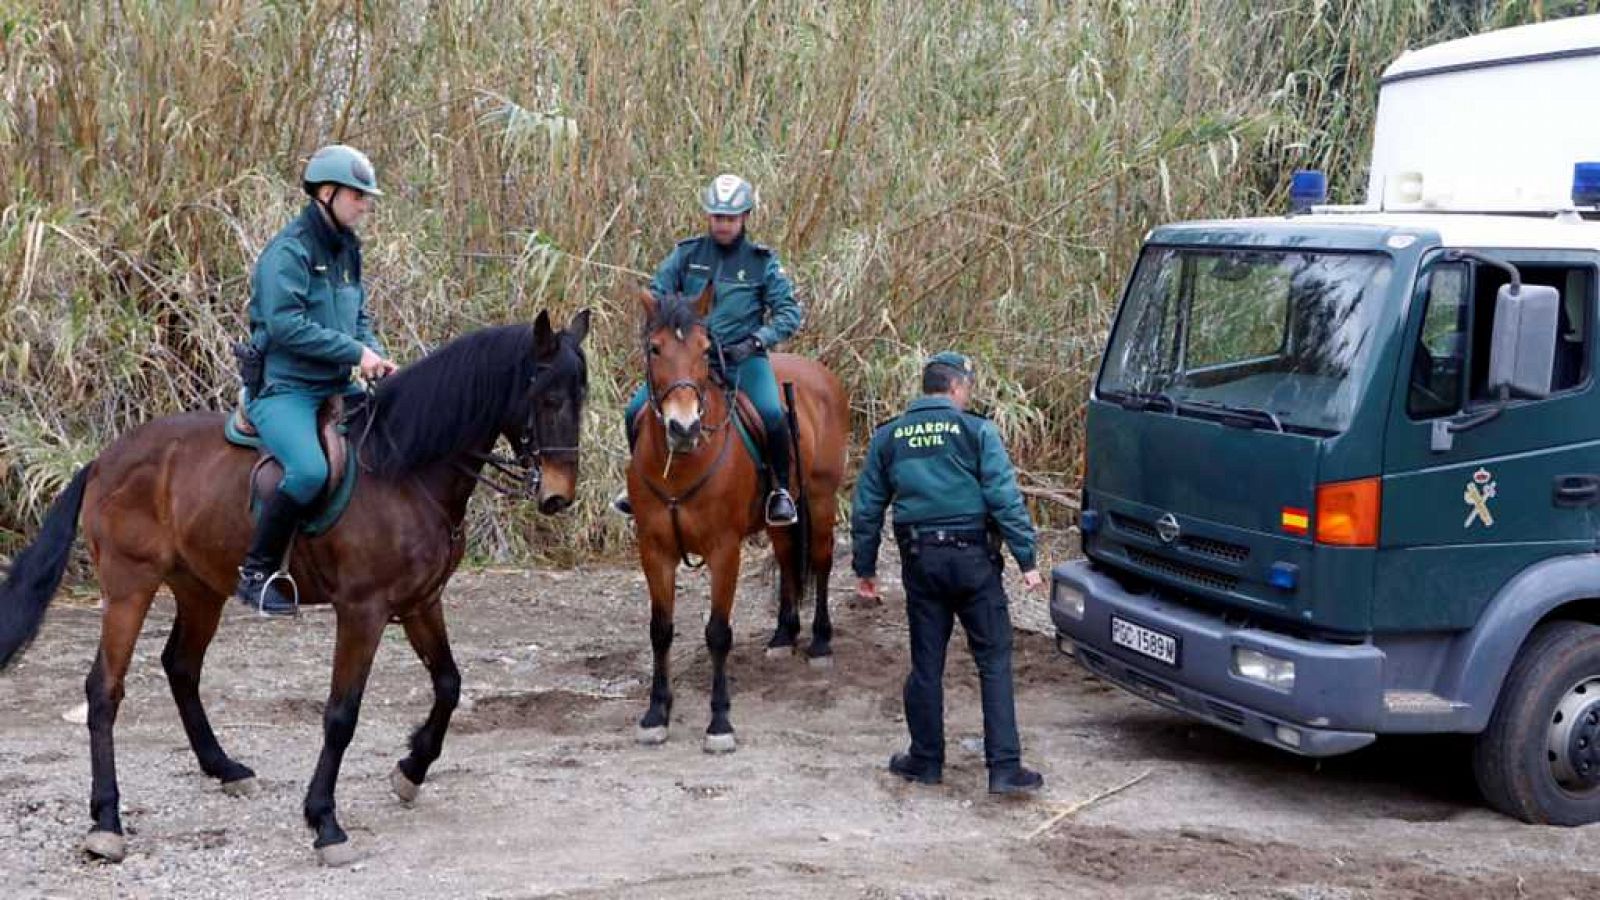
[1024,768,1153,841]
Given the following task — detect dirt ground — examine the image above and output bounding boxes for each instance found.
[3,543,1598,899]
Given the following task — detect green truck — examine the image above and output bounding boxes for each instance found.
[1050,15,1600,825]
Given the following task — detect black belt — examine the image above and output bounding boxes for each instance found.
[895,525,988,548]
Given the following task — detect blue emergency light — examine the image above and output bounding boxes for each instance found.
[1289,170,1327,214]
[1267,561,1299,592]
[1573,162,1600,208]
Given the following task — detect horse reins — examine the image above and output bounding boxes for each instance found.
[639,338,743,569]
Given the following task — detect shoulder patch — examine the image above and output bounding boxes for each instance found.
[748,242,773,256]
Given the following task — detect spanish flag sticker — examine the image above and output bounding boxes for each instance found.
[1281,507,1310,536]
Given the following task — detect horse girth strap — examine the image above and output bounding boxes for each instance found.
[640,422,736,570]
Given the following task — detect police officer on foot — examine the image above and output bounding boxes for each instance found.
[851,351,1045,796]
[235,144,397,617]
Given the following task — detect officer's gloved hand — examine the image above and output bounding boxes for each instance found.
[720,336,763,366]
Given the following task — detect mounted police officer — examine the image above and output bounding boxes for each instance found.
[613,173,803,526]
[235,144,397,617]
[851,352,1045,796]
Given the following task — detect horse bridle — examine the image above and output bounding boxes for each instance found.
[461,359,580,500]
[644,336,736,442]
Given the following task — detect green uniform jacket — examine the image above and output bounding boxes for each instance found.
[649,234,801,349]
[248,203,384,393]
[851,396,1037,577]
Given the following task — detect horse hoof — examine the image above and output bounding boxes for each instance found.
[636,725,669,746]
[317,839,364,868]
[807,654,835,670]
[765,645,794,660]
[390,766,421,804]
[84,830,126,862]
[221,776,259,798]
[702,732,738,754]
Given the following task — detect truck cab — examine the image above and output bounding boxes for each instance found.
[1050,15,1600,825]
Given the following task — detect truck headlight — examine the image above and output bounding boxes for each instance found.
[1052,578,1085,621]
[1232,647,1295,691]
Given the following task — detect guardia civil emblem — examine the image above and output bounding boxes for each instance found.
[1463,468,1496,529]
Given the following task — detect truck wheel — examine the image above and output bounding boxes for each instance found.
[1472,620,1600,825]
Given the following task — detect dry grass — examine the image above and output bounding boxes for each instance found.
[0,0,1575,561]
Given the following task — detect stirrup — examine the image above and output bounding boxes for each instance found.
[239,568,299,617]
[765,489,798,527]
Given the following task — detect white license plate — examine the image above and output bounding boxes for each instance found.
[1110,616,1179,666]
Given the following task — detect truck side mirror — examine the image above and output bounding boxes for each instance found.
[1488,283,1560,400]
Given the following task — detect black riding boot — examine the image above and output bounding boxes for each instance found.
[764,418,798,526]
[233,490,308,617]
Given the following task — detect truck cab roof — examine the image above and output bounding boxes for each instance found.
[1149,212,1600,253]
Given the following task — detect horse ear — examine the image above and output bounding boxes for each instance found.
[568,308,592,345]
[533,310,556,357]
[637,288,658,321]
[693,280,714,319]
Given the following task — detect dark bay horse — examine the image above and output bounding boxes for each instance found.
[0,310,590,865]
[627,287,848,753]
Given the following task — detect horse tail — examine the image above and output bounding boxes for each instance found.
[0,464,93,671]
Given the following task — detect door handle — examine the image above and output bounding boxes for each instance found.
[1554,474,1600,508]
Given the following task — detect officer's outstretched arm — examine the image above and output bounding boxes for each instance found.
[756,256,801,349]
[977,422,1038,573]
[850,430,894,578]
[259,243,365,366]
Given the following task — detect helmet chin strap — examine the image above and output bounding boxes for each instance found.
[315,185,346,232]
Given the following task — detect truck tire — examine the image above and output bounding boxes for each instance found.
[1472,620,1600,825]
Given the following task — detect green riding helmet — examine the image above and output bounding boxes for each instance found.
[302,144,383,197]
[700,173,756,215]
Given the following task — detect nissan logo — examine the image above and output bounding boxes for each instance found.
[1155,513,1181,544]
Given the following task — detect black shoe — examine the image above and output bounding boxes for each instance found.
[233,490,306,618]
[765,489,798,526]
[612,488,633,517]
[888,753,942,785]
[988,766,1044,796]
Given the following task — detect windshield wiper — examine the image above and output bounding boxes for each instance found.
[1110,389,1178,413]
[1176,399,1284,433]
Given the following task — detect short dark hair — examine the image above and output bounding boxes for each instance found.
[922,364,970,395]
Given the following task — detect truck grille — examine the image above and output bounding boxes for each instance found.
[1180,534,1250,564]
[1125,547,1240,592]
[1111,513,1249,565]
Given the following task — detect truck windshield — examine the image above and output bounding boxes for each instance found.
[1099,247,1393,435]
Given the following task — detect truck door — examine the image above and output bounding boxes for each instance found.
[1379,250,1600,630]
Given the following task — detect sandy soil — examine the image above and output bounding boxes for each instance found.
[3,546,1597,899]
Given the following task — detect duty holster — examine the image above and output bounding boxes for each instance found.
[233,340,265,398]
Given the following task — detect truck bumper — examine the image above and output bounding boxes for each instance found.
[1051,560,1384,757]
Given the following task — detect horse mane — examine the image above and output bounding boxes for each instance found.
[352,323,568,477]
[643,293,704,342]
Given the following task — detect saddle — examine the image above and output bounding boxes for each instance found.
[224,394,359,536]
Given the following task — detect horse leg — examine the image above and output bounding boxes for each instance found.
[703,541,741,754]
[390,595,459,804]
[303,604,385,866]
[764,529,802,656]
[637,546,677,744]
[162,576,256,794]
[805,516,837,666]
[83,568,160,862]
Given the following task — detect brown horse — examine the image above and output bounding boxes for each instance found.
[628,287,848,753]
[0,310,590,865]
